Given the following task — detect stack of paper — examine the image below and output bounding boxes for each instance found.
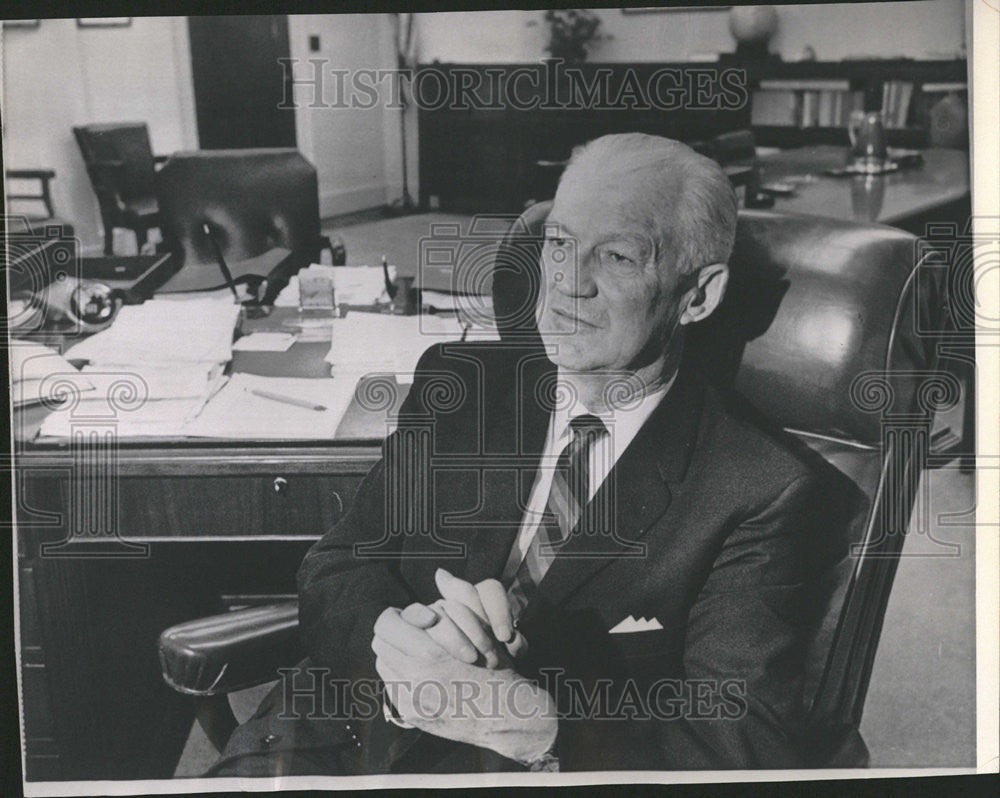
[330,265,394,306]
[38,297,240,438]
[324,312,499,382]
[184,374,357,439]
[10,341,95,408]
[233,332,297,352]
[63,297,240,365]
[38,364,228,438]
[274,264,395,308]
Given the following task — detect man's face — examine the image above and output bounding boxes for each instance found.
[535,163,688,374]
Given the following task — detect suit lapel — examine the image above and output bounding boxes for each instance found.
[533,362,707,610]
[460,348,555,583]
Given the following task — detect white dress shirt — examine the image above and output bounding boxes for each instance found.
[500,373,675,582]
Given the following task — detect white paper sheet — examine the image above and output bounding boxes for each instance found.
[63,298,241,365]
[10,341,95,407]
[183,374,358,439]
[232,332,297,352]
[323,313,498,381]
[38,390,225,438]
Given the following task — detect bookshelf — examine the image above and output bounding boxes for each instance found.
[741,58,967,149]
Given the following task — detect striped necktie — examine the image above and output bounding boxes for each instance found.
[506,413,608,619]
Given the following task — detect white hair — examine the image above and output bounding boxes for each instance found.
[563,133,738,275]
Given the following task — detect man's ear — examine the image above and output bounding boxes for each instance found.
[679,263,728,326]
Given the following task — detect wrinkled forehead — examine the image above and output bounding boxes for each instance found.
[552,158,684,244]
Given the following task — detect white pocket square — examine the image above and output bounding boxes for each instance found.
[608,615,664,634]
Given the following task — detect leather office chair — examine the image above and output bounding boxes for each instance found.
[154,149,342,300]
[708,129,771,206]
[160,204,951,765]
[73,123,166,254]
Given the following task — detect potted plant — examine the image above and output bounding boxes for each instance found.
[542,9,607,62]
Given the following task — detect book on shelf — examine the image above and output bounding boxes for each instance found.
[881,80,914,128]
[817,90,835,126]
[751,89,798,126]
[800,91,818,127]
[752,82,864,129]
[921,82,967,94]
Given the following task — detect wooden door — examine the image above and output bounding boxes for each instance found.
[188,15,296,149]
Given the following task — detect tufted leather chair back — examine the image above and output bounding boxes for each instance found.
[493,200,950,760]
[156,149,321,274]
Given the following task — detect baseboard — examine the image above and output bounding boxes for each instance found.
[318,184,389,218]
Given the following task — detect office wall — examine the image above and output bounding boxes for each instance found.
[287,14,406,218]
[2,17,198,254]
[415,2,966,63]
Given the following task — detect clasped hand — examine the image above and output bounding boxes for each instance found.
[371,568,556,764]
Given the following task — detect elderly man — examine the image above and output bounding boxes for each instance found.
[212,133,844,775]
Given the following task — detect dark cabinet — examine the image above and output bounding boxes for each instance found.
[417,61,754,213]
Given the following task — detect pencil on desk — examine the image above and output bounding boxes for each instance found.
[248,387,327,412]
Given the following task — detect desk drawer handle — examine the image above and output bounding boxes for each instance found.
[273,477,289,495]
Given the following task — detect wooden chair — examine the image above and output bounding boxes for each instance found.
[73,123,167,254]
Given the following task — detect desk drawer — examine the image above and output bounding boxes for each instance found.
[115,473,365,538]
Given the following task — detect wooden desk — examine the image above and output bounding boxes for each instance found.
[14,309,407,780]
[757,146,970,233]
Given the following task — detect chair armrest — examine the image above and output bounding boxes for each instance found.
[319,234,347,266]
[88,158,127,169]
[158,602,302,696]
[6,168,56,180]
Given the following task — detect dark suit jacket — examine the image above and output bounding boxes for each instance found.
[214,340,847,775]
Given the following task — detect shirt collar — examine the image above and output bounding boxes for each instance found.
[551,371,676,452]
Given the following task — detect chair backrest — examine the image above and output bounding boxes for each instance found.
[73,123,157,204]
[711,129,757,166]
[156,149,321,270]
[492,201,949,754]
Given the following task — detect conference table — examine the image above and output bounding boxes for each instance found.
[756,146,971,233]
[13,145,973,782]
